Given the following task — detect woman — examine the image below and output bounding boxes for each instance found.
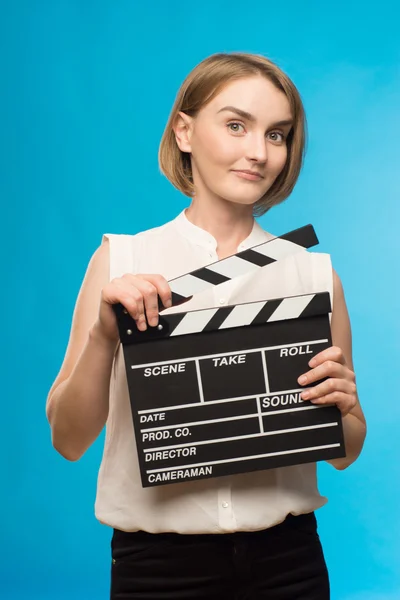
[46,53,366,599]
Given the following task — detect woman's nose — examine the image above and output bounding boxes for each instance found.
[245,134,268,163]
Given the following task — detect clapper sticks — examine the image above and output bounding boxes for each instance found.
[113,225,345,487]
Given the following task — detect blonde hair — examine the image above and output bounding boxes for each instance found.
[158,53,307,216]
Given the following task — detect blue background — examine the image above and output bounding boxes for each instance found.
[2,1,399,598]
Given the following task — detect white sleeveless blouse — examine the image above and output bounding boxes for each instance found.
[95,210,333,534]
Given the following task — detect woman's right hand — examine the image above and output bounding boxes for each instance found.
[94,274,173,343]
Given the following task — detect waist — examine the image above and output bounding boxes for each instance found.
[112,511,318,551]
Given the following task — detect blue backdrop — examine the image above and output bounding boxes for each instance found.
[3,1,399,599]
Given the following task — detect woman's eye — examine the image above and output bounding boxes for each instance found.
[268,131,285,143]
[227,122,245,134]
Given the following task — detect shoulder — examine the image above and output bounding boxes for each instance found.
[103,217,177,245]
[101,217,179,279]
[290,249,333,279]
[332,267,344,296]
[331,268,348,318]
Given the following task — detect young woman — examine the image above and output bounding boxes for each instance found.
[46,53,366,599]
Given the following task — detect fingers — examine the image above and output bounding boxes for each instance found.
[140,274,172,310]
[135,279,160,328]
[301,390,357,416]
[107,274,172,332]
[300,377,356,401]
[122,282,147,330]
[105,280,146,330]
[297,345,357,416]
[298,360,351,387]
[298,347,355,387]
[308,346,346,369]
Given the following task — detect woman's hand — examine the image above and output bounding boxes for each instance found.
[297,346,358,417]
[93,273,172,344]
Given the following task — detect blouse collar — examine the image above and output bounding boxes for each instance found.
[173,209,271,253]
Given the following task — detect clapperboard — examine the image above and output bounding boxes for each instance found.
[114,225,345,487]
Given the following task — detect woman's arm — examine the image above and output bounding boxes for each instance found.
[328,270,366,469]
[297,269,367,470]
[46,238,172,462]
[46,239,118,461]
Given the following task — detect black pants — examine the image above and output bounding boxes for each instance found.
[110,512,329,599]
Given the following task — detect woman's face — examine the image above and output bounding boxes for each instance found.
[175,76,293,208]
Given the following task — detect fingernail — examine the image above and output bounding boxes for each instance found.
[301,391,310,399]
[149,317,159,327]
[138,319,147,331]
[309,358,316,367]
[165,299,172,308]
[298,375,307,385]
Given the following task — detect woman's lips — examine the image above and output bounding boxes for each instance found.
[232,170,264,181]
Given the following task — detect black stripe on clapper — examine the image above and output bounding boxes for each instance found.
[280,224,319,247]
[158,291,190,312]
[158,312,187,336]
[237,248,275,267]
[202,305,235,332]
[193,267,231,286]
[298,292,332,318]
[250,298,284,325]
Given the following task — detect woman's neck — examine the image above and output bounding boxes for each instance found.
[185,195,255,259]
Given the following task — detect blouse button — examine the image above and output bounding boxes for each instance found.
[222,502,229,508]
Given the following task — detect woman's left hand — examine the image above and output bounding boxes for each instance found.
[297,346,358,417]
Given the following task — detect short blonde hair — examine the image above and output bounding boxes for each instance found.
[158,53,307,216]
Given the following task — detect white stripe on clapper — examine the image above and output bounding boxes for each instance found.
[256,397,264,433]
[268,294,315,322]
[138,399,319,416]
[195,359,205,403]
[255,237,306,260]
[143,423,338,452]
[169,274,212,298]
[207,255,260,279]
[219,301,267,330]
[146,443,341,473]
[170,307,219,336]
[131,339,328,370]
[141,412,257,432]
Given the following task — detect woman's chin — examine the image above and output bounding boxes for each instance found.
[221,192,263,208]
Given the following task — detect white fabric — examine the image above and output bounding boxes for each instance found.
[95,210,333,534]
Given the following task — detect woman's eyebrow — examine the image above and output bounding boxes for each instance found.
[217,106,256,121]
[271,119,293,127]
[217,106,292,127]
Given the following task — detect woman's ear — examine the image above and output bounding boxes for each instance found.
[173,111,193,153]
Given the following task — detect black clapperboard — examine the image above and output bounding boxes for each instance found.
[113,225,345,487]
